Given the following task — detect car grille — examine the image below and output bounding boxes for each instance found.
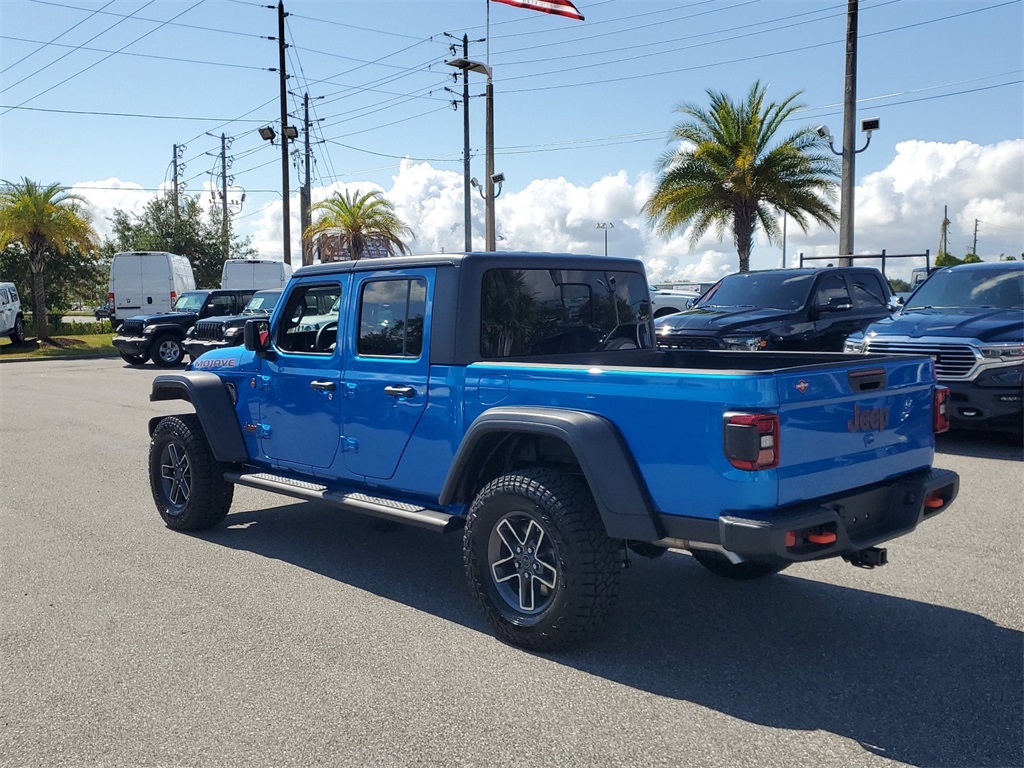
[193,321,225,341]
[120,319,145,336]
[865,340,977,378]
[657,334,722,350]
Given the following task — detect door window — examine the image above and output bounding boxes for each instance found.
[357,279,426,357]
[206,294,237,316]
[850,274,888,309]
[814,274,850,307]
[276,283,342,354]
[0,288,9,304]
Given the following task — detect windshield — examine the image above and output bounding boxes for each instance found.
[244,290,282,314]
[905,267,1023,310]
[695,272,815,310]
[173,292,207,312]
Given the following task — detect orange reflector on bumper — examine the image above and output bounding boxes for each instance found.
[807,531,837,545]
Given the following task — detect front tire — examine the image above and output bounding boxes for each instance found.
[690,548,788,580]
[151,333,184,367]
[464,468,621,651]
[119,351,146,365]
[149,414,233,531]
[9,316,24,343]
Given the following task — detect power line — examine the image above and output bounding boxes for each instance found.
[0,0,116,76]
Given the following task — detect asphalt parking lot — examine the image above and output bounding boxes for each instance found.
[1,357,1021,768]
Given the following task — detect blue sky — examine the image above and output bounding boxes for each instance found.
[1,0,1022,280]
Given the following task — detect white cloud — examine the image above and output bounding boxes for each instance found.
[76,140,1024,282]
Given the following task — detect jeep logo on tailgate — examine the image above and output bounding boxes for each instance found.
[847,404,890,432]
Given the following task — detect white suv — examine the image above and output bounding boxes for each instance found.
[0,282,25,343]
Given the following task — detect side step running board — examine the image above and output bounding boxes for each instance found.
[225,471,463,533]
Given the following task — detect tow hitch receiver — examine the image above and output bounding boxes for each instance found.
[844,547,888,569]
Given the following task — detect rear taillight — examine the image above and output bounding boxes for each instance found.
[170,290,177,304]
[107,291,114,304]
[724,413,780,470]
[933,386,950,433]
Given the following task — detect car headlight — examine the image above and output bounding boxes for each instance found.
[722,335,767,351]
[844,336,867,353]
[224,326,243,338]
[980,343,1024,361]
[144,325,159,335]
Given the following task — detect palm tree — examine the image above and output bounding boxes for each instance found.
[305,189,412,261]
[644,81,840,273]
[0,178,99,339]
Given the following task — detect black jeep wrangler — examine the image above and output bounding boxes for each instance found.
[112,289,254,367]
[183,289,282,362]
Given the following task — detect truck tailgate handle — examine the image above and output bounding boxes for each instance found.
[849,367,886,392]
[310,380,336,392]
[384,385,416,399]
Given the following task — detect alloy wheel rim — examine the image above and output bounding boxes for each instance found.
[159,441,191,514]
[488,511,559,615]
[159,340,180,363]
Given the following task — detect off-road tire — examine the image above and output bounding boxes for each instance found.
[9,316,25,343]
[464,468,621,651]
[149,414,233,531]
[690,548,788,580]
[119,351,147,365]
[151,333,184,367]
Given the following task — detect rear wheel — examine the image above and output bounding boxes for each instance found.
[151,333,184,367]
[690,548,788,580]
[149,414,233,531]
[464,468,621,651]
[9,316,25,343]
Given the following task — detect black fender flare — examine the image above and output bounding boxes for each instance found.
[439,407,660,541]
[149,372,248,463]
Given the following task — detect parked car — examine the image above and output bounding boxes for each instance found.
[655,267,894,351]
[94,302,111,321]
[113,289,254,367]
[144,251,957,651]
[0,282,25,343]
[220,258,292,290]
[846,261,1023,433]
[649,284,702,318]
[183,289,282,361]
[107,251,196,326]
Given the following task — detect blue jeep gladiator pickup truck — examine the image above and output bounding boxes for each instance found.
[147,252,959,650]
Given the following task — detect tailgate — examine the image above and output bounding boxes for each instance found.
[775,356,936,507]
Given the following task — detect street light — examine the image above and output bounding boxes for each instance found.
[258,126,276,142]
[446,57,501,251]
[818,116,879,265]
[596,222,614,257]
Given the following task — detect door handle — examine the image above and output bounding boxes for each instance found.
[311,380,336,392]
[384,385,416,399]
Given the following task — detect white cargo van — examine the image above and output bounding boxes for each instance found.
[220,259,292,291]
[108,251,195,325]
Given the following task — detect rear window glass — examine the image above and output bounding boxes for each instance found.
[480,268,652,358]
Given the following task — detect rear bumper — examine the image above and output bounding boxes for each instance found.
[657,467,959,563]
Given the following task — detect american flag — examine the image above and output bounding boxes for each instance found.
[491,0,585,22]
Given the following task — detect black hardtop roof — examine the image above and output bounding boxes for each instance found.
[292,251,646,278]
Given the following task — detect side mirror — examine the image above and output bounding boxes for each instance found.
[243,318,272,357]
[686,298,697,309]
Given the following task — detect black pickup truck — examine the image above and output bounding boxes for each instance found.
[113,289,254,367]
[655,267,895,352]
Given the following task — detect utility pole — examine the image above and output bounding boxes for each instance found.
[972,219,979,256]
[172,144,180,230]
[460,34,471,252]
[838,0,858,267]
[277,1,292,265]
[220,133,229,259]
[300,92,312,266]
